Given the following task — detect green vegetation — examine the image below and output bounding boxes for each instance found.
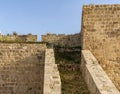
[55,46,81,64]
[55,51,81,64]
[0,32,37,43]
[58,65,90,94]
[13,31,18,36]
[54,47,90,94]
[7,33,11,36]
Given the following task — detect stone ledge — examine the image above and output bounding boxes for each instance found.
[43,49,61,94]
[81,50,120,94]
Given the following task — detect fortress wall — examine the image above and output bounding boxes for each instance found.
[81,50,120,94]
[44,48,61,94]
[18,35,37,42]
[0,34,37,42]
[81,4,120,90]
[0,43,46,94]
[42,33,81,47]
[0,35,17,41]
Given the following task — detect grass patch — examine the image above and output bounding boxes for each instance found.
[55,47,81,64]
[54,47,90,94]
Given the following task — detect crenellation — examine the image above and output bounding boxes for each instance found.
[0,34,37,42]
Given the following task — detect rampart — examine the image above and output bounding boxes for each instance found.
[0,34,37,42]
[42,33,81,47]
[81,4,120,91]
[0,43,46,94]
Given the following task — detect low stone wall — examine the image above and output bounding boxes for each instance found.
[44,48,61,94]
[0,43,46,94]
[0,34,37,42]
[42,33,81,47]
[81,50,120,94]
[18,34,37,42]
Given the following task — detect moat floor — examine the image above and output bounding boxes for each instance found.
[54,47,90,94]
[58,64,90,94]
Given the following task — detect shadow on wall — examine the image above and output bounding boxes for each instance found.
[0,45,45,94]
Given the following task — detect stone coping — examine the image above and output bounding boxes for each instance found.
[43,48,61,94]
[81,50,120,94]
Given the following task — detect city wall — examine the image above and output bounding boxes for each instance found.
[0,34,37,42]
[81,4,120,91]
[42,33,81,47]
[0,43,46,94]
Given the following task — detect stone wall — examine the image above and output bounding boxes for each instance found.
[18,34,37,42]
[0,34,37,42]
[44,48,61,94]
[81,50,120,94]
[42,33,81,47]
[81,4,120,90]
[0,43,46,94]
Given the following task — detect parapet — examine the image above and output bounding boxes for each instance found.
[81,50,120,94]
[0,33,37,42]
[42,33,81,47]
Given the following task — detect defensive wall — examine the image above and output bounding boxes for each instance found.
[0,34,37,42]
[0,43,47,94]
[0,42,61,94]
[42,33,81,47]
[1,3,120,94]
[81,4,120,93]
[81,50,120,94]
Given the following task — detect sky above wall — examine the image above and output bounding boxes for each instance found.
[0,0,120,41]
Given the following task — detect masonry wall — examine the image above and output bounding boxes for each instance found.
[81,50,120,94]
[0,34,37,42]
[82,4,120,90]
[18,35,37,42]
[42,33,81,47]
[0,43,46,94]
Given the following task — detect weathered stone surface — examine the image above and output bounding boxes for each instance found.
[44,48,61,94]
[0,43,46,94]
[42,33,81,47]
[81,50,120,94]
[82,4,120,90]
[0,34,37,42]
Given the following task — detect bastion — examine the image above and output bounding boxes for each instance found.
[81,4,120,91]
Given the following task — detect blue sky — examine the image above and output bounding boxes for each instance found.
[0,0,120,41]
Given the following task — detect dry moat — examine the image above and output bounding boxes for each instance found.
[0,3,120,94]
[54,47,90,94]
